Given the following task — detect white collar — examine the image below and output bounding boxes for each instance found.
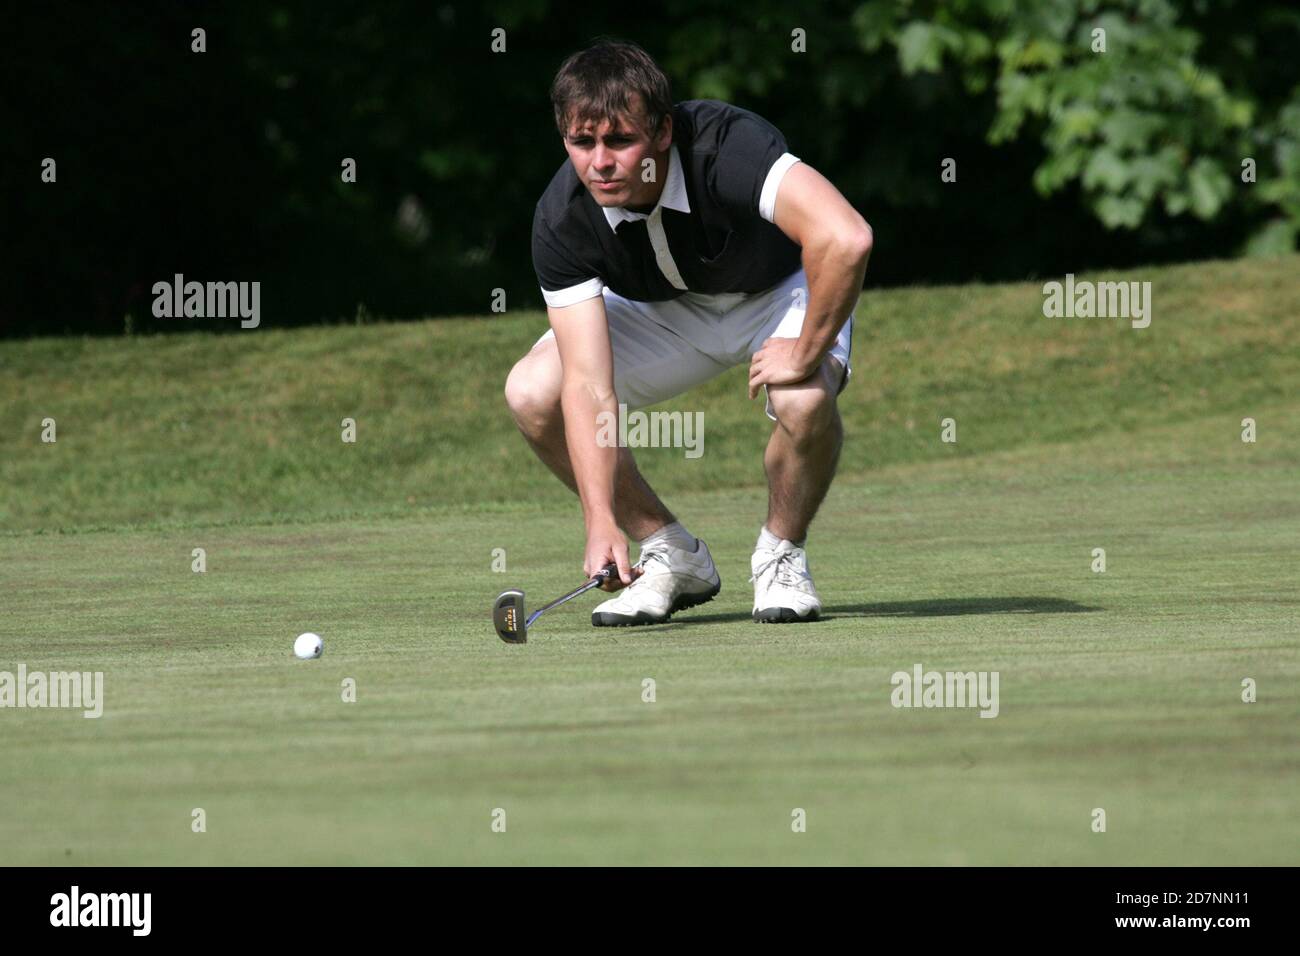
[601,144,690,231]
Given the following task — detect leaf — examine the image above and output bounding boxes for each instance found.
[1187,158,1232,219]
[1034,148,1087,194]
[1242,219,1297,257]
[1094,194,1146,229]
[1054,105,1102,145]
[1082,148,1130,193]
[1099,109,1162,152]
[897,22,947,75]
[851,3,897,53]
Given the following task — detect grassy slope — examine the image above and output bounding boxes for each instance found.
[2,256,1296,533]
[0,256,1297,865]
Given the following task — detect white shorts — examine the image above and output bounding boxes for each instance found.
[535,268,853,421]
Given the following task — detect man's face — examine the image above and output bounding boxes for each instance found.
[563,102,672,209]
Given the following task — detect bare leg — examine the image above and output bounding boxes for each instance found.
[505,340,676,541]
[762,358,845,543]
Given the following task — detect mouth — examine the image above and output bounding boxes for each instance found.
[593,180,622,192]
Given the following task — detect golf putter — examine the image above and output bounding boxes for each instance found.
[493,563,620,644]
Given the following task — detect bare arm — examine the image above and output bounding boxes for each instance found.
[548,296,634,586]
[748,163,873,398]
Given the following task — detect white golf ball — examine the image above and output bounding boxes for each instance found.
[293,632,323,659]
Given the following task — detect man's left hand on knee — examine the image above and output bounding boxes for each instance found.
[747,336,822,399]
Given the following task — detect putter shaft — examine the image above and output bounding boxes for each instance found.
[526,572,609,627]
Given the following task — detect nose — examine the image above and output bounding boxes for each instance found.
[592,144,614,173]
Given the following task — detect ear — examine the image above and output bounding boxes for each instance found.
[655,113,673,151]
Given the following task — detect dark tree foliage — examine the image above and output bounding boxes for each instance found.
[4,0,1297,337]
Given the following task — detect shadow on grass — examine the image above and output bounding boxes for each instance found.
[825,596,1102,618]
[661,596,1100,627]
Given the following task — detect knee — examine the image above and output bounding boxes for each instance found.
[504,354,560,434]
[768,380,839,444]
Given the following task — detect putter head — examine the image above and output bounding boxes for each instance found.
[493,589,527,644]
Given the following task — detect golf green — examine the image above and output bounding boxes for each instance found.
[2,405,1295,865]
[3,256,1296,864]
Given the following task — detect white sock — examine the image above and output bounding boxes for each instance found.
[639,520,696,552]
[758,524,805,550]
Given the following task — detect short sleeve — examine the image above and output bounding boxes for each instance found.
[532,205,604,308]
[709,111,801,224]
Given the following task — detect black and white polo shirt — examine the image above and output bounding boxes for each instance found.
[532,99,804,307]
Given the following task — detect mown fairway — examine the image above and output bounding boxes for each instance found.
[2,257,1297,864]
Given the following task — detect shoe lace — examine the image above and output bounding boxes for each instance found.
[750,549,810,591]
[633,544,674,578]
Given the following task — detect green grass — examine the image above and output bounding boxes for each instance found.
[1,256,1297,864]
[3,255,1296,533]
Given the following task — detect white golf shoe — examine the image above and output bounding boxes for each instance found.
[751,538,822,623]
[591,537,721,627]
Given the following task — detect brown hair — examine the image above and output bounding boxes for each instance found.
[550,40,672,138]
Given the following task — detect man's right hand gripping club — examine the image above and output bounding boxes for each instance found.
[585,514,640,592]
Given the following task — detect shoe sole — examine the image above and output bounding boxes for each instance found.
[591,579,722,627]
[752,606,821,624]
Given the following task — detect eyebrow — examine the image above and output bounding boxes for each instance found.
[567,129,636,140]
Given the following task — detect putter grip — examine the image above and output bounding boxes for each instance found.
[594,562,619,581]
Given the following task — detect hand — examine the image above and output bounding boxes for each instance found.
[585,516,640,591]
[748,337,816,399]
